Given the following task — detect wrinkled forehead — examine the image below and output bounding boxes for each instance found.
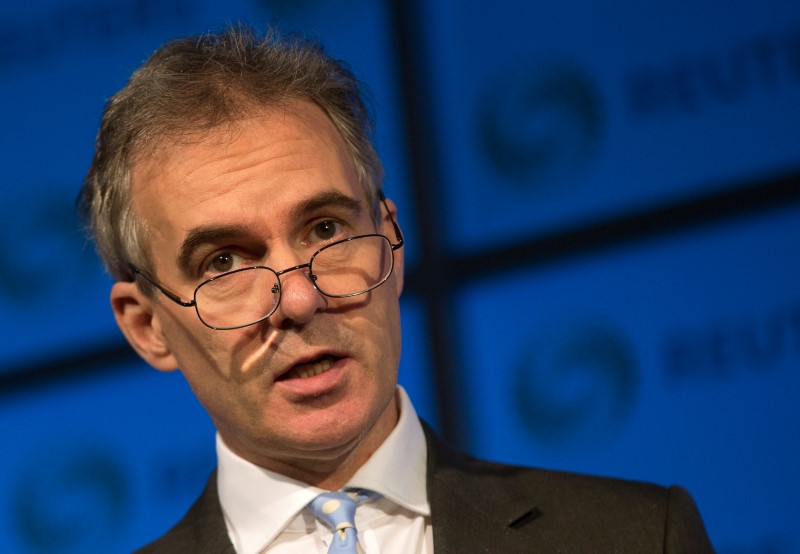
[129,101,362,206]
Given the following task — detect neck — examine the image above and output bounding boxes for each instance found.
[222,395,400,490]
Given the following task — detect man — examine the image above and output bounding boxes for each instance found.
[79,26,714,553]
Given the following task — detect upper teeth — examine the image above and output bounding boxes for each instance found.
[293,357,333,379]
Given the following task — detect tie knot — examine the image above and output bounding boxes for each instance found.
[308,489,379,553]
[309,491,358,531]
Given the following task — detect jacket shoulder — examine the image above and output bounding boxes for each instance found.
[422,422,714,552]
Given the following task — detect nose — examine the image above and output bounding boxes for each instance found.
[269,264,327,328]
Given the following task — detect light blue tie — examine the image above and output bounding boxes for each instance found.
[308,489,378,553]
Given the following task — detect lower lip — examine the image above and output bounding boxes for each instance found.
[275,359,347,398]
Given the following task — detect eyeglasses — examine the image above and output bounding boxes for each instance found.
[129,194,403,330]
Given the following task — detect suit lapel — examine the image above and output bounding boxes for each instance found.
[136,471,235,553]
[181,473,236,552]
[422,422,542,552]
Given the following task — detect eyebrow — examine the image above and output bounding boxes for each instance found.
[175,224,250,277]
[289,190,362,222]
[175,190,364,276]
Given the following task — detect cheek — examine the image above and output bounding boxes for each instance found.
[157,304,241,379]
[365,293,403,371]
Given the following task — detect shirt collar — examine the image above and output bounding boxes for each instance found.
[217,436,320,553]
[217,385,429,554]
[346,386,430,515]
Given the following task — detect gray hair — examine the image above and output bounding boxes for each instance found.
[78,25,384,281]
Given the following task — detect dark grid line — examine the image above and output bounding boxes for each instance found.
[404,172,800,291]
[388,0,467,444]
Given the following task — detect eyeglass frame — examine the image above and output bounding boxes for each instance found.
[128,192,404,330]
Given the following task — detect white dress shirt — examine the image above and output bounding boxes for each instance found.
[217,386,433,553]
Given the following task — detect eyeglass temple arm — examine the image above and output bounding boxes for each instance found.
[127,263,196,307]
[379,191,404,250]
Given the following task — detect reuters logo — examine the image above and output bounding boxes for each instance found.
[476,63,604,188]
[513,322,638,449]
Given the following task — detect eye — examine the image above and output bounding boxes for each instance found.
[207,252,241,274]
[309,220,344,243]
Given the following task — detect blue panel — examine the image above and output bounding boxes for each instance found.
[398,294,438,428]
[0,361,216,553]
[420,0,800,250]
[454,205,800,550]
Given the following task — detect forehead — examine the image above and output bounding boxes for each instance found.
[132,100,361,205]
[129,101,365,263]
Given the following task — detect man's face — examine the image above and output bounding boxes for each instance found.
[115,101,403,481]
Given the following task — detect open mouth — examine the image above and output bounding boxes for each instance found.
[281,355,337,380]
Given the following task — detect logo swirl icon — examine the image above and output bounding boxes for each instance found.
[477,63,604,188]
[513,322,638,449]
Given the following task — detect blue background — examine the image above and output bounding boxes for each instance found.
[1,0,798,552]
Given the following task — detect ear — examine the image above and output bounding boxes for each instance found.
[110,281,179,372]
[381,197,404,296]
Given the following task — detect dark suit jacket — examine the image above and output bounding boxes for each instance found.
[135,422,714,553]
